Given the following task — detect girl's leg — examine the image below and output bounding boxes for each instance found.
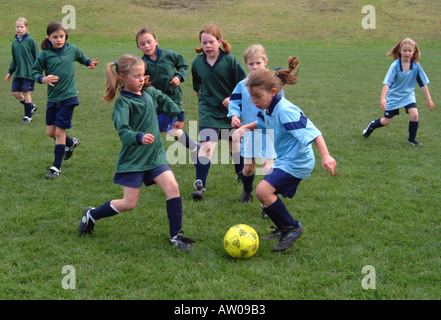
[230,137,244,180]
[407,108,420,143]
[195,140,217,187]
[79,187,140,235]
[154,170,182,238]
[168,129,200,162]
[22,92,35,120]
[240,161,255,203]
[11,91,24,101]
[259,158,274,176]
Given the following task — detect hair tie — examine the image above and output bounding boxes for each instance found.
[114,61,118,66]
[272,65,282,75]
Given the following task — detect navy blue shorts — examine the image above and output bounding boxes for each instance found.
[12,78,35,92]
[157,112,176,133]
[113,164,171,188]
[46,97,79,129]
[199,127,233,142]
[384,103,417,119]
[263,168,302,199]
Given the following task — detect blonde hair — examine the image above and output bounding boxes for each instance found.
[103,54,149,102]
[387,38,421,63]
[243,44,268,64]
[16,17,28,27]
[246,56,300,93]
[195,24,231,54]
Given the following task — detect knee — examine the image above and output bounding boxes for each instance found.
[243,164,255,176]
[166,181,180,198]
[255,184,267,202]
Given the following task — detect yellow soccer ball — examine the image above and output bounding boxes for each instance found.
[223,224,259,259]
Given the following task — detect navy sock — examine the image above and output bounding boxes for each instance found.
[53,144,65,169]
[196,156,211,187]
[262,197,299,230]
[166,197,182,238]
[90,201,119,221]
[231,152,244,176]
[408,121,419,141]
[242,173,254,193]
[65,134,73,148]
[178,130,198,151]
[371,118,384,130]
[19,99,25,105]
[24,103,33,118]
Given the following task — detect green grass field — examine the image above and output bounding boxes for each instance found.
[0,0,440,301]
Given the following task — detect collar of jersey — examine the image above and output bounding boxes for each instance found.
[266,95,282,116]
[120,89,147,101]
[143,47,162,64]
[47,41,66,55]
[398,58,414,72]
[203,49,224,71]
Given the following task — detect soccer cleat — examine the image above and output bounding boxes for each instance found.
[78,206,96,235]
[273,223,304,252]
[408,139,422,147]
[45,166,61,179]
[64,138,80,160]
[190,142,201,165]
[264,226,282,240]
[191,179,205,200]
[170,230,195,251]
[20,116,32,124]
[363,121,375,138]
[31,105,37,114]
[239,191,253,203]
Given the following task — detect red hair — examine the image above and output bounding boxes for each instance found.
[195,24,231,54]
[387,38,421,63]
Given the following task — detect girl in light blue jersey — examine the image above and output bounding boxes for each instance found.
[228,44,276,203]
[233,60,337,252]
[363,38,435,146]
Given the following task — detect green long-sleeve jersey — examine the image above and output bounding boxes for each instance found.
[191,50,246,128]
[32,42,91,102]
[8,34,39,80]
[112,87,184,173]
[142,48,188,106]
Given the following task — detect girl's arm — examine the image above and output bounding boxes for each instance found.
[314,135,337,176]
[232,121,257,143]
[380,84,389,110]
[421,85,435,111]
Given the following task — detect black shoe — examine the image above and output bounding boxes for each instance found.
[20,116,32,123]
[363,121,375,138]
[408,139,422,147]
[78,206,96,235]
[239,191,253,203]
[170,230,195,251]
[273,224,304,252]
[191,179,205,200]
[264,226,281,240]
[64,138,80,160]
[31,105,37,114]
[45,166,60,179]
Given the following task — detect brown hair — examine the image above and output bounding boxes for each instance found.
[103,54,150,102]
[387,38,421,63]
[246,56,300,93]
[243,44,268,65]
[41,21,68,50]
[136,26,157,45]
[195,24,231,54]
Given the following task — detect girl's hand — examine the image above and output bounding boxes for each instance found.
[222,97,230,108]
[42,75,59,87]
[5,74,11,81]
[88,58,98,69]
[169,76,181,87]
[142,133,155,145]
[427,100,435,111]
[231,115,241,128]
[380,98,387,110]
[321,154,337,176]
[194,91,199,98]
[173,121,184,130]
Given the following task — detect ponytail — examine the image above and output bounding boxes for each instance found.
[247,56,300,93]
